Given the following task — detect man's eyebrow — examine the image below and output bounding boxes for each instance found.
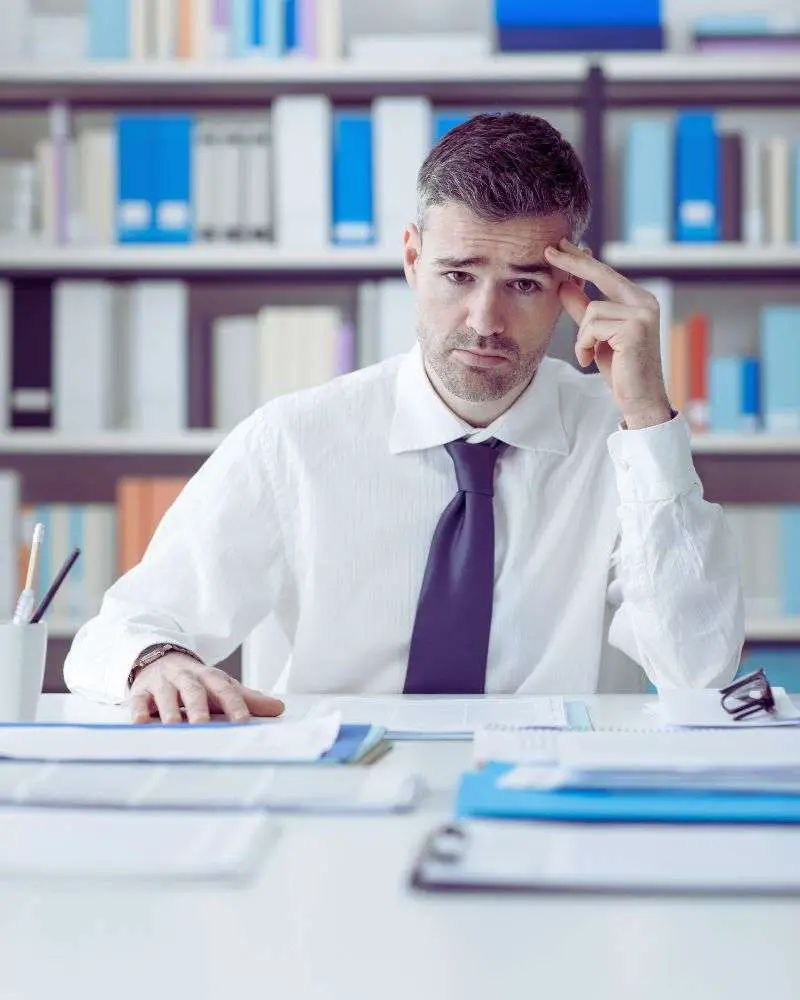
[433,255,555,276]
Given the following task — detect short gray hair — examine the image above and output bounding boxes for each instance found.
[417,112,591,242]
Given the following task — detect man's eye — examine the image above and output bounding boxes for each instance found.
[443,271,472,285]
[511,279,543,295]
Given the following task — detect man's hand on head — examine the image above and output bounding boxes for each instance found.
[127,653,285,724]
[545,238,673,430]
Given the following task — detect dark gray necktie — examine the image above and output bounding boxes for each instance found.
[403,438,507,694]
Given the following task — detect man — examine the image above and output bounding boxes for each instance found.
[64,112,744,723]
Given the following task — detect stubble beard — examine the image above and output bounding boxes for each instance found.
[422,329,548,402]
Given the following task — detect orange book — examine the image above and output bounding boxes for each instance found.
[116,478,153,575]
[668,321,689,415]
[687,312,709,432]
[176,0,194,59]
[149,478,189,544]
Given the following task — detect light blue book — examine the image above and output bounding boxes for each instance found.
[779,507,800,617]
[87,0,129,60]
[332,112,374,246]
[262,0,284,57]
[284,0,298,51]
[230,0,253,56]
[692,16,772,35]
[433,112,471,144]
[708,357,741,432]
[116,116,155,243]
[623,119,671,244]
[794,141,800,243]
[153,116,193,244]
[759,306,800,432]
[675,111,719,242]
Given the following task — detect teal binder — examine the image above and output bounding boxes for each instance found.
[456,763,800,824]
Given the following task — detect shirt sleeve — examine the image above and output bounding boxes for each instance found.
[604,412,745,691]
[63,408,287,704]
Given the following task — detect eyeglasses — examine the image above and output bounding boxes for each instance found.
[719,668,776,722]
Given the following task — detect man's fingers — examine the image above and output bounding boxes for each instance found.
[575,319,625,368]
[558,280,591,325]
[206,676,251,722]
[241,687,286,718]
[546,240,640,305]
[152,680,182,724]
[175,672,211,724]
[129,691,154,724]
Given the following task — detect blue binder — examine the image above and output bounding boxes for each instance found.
[332,111,374,246]
[498,25,664,51]
[153,116,193,244]
[117,115,155,243]
[675,111,719,242]
[494,1,662,26]
[456,764,800,824]
[433,112,471,144]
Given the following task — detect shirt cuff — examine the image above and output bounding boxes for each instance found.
[606,411,700,503]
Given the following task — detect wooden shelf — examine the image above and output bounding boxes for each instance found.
[0,432,224,454]
[0,242,404,277]
[605,243,800,276]
[691,435,800,456]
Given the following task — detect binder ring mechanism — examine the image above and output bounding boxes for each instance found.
[424,823,468,863]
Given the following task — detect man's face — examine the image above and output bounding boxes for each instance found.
[404,202,573,403]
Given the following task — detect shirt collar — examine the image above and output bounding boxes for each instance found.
[388,342,569,455]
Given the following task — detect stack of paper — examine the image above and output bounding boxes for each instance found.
[0,761,424,814]
[309,696,577,740]
[0,809,279,879]
[0,716,387,765]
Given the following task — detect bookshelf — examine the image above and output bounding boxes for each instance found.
[1,50,799,689]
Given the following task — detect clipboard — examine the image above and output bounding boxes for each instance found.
[408,821,800,895]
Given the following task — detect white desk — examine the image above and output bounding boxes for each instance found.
[0,694,795,1000]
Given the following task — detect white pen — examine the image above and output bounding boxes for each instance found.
[12,522,44,624]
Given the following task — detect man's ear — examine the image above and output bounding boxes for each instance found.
[403,224,421,288]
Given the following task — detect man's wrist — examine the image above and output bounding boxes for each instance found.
[127,643,203,690]
[621,401,675,431]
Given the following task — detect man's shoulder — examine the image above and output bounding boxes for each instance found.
[257,355,404,433]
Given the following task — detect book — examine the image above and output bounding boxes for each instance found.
[11,279,52,430]
[686,313,709,433]
[675,112,719,242]
[497,26,664,52]
[52,281,116,433]
[0,472,20,621]
[373,97,432,248]
[744,133,765,245]
[719,132,743,242]
[779,508,800,617]
[126,281,188,432]
[709,357,760,433]
[667,321,688,415]
[153,115,193,243]
[622,119,671,245]
[494,0,662,26]
[332,111,374,246]
[0,281,10,431]
[117,115,155,243]
[764,136,791,245]
[0,0,30,62]
[272,95,331,250]
[760,306,800,433]
[212,315,260,429]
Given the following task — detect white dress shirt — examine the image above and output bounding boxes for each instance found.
[64,345,745,703]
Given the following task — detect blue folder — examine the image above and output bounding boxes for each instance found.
[456,763,800,824]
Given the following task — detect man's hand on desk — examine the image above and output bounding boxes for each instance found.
[128,654,285,724]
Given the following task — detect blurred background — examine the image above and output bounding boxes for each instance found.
[0,0,798,692]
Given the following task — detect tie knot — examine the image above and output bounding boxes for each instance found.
[445,439,507,497]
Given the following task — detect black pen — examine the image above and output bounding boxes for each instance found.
[29,548,81,624]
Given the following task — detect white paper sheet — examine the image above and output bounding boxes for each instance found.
[0,808,278,879]
[0,761,424,814]
[473,727,561,765]
[498,729,800,793]
[0,715,341,764]
[309,696,568,737]
[658,687,800,728]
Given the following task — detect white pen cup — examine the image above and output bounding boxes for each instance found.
[0,622,47,722]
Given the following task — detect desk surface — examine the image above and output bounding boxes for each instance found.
[0,694,795,1000]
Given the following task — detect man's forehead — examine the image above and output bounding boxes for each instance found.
[422,204,569,253]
